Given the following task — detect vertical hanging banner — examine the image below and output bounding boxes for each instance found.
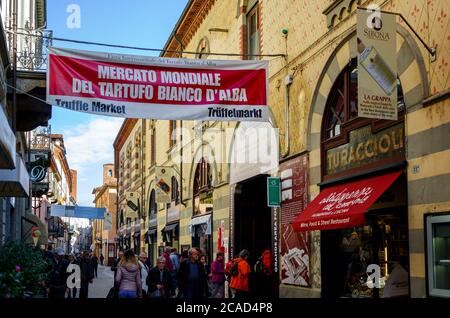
[357,8,397,120]
[280,154,310,287]
[46,47,268,121]
[125,192,139,219]
[155,166,173,203]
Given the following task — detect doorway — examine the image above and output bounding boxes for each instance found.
[233,174,275,297]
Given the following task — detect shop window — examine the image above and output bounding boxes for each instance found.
[246,4,260,60]
[171,176,180,205]
[426,214,450,298]
[148,190,156,217]
[169,120,177,147]
[193,158,213,216]
[322,58,405,141]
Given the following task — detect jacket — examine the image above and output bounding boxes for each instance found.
[47,258,69,288]
[163,252,174,272]
[79,258,94,282]
[211,259,225,284]
[138,260,149,292]
[146,267,174,298]
[115,263,142,292]
[177,260,208,298]
[229,257,250,292]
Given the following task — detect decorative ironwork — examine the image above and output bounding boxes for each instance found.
[8,22,53,71]
[30,125,51,151]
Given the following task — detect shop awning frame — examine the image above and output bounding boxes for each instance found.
[292,171,403,232]
[188,214,212,237]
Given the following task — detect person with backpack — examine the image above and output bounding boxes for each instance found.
[229,249,251,298]
[254,249,273,297]
[115,249,142,298]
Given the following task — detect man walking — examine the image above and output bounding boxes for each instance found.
[138,252,150,297]
[177,248,208,298]
[79,251,94,298]
[91,253,99,278]
[46,247,69,299]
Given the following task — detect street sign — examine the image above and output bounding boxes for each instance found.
[267,177,281,207]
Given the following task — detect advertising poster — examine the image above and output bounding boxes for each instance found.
[104,210,112,231]
[155,166,173,203]
[47,47,268,121]
[280,154,310,287]
[357,9,397,120]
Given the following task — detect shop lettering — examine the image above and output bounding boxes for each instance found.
[364,28,390,41]
[364,94,391,102]
[327,125,404,174]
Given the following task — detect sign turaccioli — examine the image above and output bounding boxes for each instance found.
[46,47,269,121]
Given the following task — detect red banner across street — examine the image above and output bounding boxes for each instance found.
[46,47,269,121]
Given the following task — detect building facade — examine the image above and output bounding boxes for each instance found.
[0,0,52,248]
[92,163,117,265]
[112,0,450,298]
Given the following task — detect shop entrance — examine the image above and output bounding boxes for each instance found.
[234,174,276,297]
[321,173,410,298]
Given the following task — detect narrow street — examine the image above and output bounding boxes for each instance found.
[88,265,114,299]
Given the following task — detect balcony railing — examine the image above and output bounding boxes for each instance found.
[7,25,53,71]
[30,126,51,151]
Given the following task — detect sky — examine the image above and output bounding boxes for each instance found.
[47,0,189,207]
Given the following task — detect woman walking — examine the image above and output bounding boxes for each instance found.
[115,249,142,298]
[211,252,225,298]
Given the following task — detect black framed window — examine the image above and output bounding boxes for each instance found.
[247,4,260,60]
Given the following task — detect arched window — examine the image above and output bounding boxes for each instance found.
[321,58,406,179]
[171,177,180,205]
[148,189,156,217]
[193,158,213,216]
[323,58,405,141]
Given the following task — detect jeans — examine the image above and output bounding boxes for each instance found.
[210,282,224,298]
[118,290,137,298]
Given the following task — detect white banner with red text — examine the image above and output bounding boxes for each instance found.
[46,47,269,121]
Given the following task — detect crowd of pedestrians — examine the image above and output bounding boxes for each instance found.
[41,244,273,299]
[43,247,99,299]
[109,246,272,299]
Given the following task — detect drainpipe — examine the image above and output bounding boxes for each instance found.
[281,74,293,158]
[174,34,187,207]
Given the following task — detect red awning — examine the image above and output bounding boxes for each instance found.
[292,171,402,232]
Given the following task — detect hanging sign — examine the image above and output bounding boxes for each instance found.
[357,8,397,120]
[155,166,173,203]
[46,47,268,121]
[125,192,139,219]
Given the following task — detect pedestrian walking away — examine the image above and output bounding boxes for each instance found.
[115,249,142,298]
[66,253,79,298]
[211,252,226,298]
[229,249,251,299]
[100,254,105,266]
[147,257,175,298]
[200,254,212,297]
[79,250,94,298]
[46,247,69,299]
[91,253,99,278]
